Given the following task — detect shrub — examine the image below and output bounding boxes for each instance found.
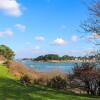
[20,74,33,85]
[72,63,100,96]
[6,60,39,79]
[47,75,67,90]
[34,78,45,85]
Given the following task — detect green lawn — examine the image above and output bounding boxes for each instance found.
[0,65,99,100]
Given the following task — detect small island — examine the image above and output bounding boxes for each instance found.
[32,54,95,63]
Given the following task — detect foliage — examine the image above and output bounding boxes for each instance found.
[72,63,100,96]
[81,0,100,45]
[95,50,100,63]
[34,78,45,85]
[47,76,67,90]
[0,65,99,100]
[34,54,60,61]
[20,74,33,85]
[0,45,15,60]
[34,54,78,61]
[80,1,100,95]
[34,55,46,61]
[44,54,60,60]
[61,55,75,60]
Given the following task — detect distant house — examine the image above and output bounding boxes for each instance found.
[0,55,6,64]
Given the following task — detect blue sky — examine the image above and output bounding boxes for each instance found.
[0,0,95,58]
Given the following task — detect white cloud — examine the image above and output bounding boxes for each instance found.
[0,29,13,37]
[52,38,67,45]
[35,36,45,41]
[15,24,26,32]
[0,0,22,17]
[71,35,78,42]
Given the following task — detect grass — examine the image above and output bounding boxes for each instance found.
[0,65,100,100]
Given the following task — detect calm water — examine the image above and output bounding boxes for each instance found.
[19,60,78,73]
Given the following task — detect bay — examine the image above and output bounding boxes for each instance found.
[19,60,79,73]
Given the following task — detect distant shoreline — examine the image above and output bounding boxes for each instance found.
[32,60,96,63]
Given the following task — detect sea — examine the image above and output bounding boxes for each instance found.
[18,60,79,73]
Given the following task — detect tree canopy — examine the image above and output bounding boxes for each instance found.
[34,54,78,61]
[0,45,15,60]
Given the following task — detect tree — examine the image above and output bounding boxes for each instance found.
[34,55,45,61]
[72,63,100,95]
[34,54,60,61]
[61,55,75,60]
[81,0,100,45]
[81,1,100,63]
[44,54,60,60]
[47,76,67,90]
[0,45,15,60]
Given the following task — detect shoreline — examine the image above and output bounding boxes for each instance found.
[33,60,96,63]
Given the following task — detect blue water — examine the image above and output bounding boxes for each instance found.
[19,60,78,73]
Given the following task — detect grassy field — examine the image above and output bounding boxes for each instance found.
[0,65,99,100]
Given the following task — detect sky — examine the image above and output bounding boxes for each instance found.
[0,0,96,58]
